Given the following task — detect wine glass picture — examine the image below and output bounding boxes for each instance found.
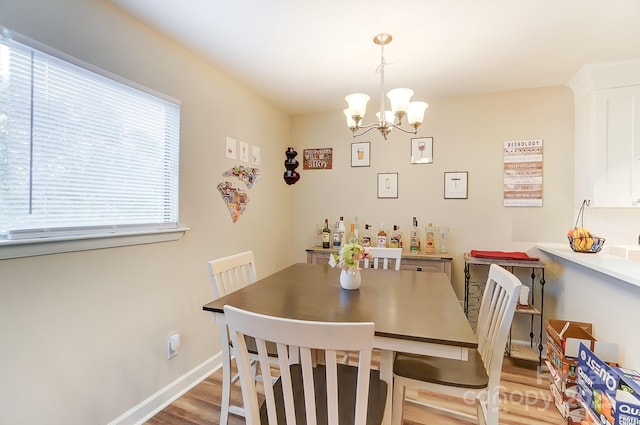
[418,141,425,158]
[411,137,433,164]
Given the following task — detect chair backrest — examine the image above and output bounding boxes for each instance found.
[208,251,257,299]
[224,305,382,425]
[476,264,522,391]
[363,247,402,270]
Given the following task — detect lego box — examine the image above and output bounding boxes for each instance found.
[577,343,640,425]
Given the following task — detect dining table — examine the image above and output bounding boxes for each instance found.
[202,262,477,425]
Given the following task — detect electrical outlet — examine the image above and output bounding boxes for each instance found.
[167,333,181,359]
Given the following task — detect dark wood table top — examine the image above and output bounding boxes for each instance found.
[203,263,476,349]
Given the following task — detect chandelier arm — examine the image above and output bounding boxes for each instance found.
[356,122,381,129]
[389,124,418,135]
[350,126,379,138]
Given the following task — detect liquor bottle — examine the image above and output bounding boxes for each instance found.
[438,226,449,253]
[322,218,331,249]
[410,217,420,253]
[338,216,347,246]
[333,221,342,249]
[377,223,387,248]
[390,225,401,248]
[361,224,372,247]
[351,216,360,243]
[425,222,436,254]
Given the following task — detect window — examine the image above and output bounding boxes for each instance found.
[0,28,181,254]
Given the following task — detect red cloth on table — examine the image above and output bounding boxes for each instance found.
[470,250,539,261]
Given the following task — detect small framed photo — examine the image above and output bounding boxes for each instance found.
[411,137,433,164]
[444,171,468,199]
[252,146,261,165]
[225,137,237,159]
[377,173,398,198]
[351,142,370,167]
[239,141,249,162]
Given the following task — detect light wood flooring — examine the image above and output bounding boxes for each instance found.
[146,355,565,425]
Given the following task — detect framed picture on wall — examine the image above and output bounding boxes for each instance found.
[444,171,468,199]
[411,137,433,164]
[351,142,370,167]
[377,173,398,198]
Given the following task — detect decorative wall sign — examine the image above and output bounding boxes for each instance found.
[411,137,433,164]
[377,173,398,198]
[217,181,248,223]
[225,137,236,159]
[222,166,260,189]
[351,142,370,167]
[503,139,543,207]
[303,148,333,170]
[444,171,468,199]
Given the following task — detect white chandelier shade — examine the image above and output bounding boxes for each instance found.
[344,34,428,139]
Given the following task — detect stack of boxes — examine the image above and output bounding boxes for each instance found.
[577,343,640,425]
[545,320,619,424]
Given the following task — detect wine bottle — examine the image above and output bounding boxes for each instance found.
[377,223,387,248]
[322,218,331,249]
[410,217,420,253]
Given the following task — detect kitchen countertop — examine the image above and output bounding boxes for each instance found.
[536,243,640,288]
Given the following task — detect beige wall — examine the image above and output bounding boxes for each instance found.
[0,0,292,424]
[290,86,575,298]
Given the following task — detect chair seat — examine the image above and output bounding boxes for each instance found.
[259,363,387,425]
[393,349,488,389]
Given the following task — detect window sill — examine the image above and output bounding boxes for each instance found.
[0,227,190,260]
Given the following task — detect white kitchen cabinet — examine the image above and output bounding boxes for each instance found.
[569,59,640,207]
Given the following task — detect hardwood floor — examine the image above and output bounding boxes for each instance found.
[146,356,565,425]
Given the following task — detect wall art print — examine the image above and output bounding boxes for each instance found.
[222,166,260,189]
[217,181,248,223]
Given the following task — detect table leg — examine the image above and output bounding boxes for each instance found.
[380,349,394,425]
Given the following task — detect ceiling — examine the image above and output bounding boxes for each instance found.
[110,0,640,115]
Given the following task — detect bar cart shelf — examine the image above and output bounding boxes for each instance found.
[463,252,546,363]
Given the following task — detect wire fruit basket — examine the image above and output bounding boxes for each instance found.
[567,200,605,253]
[568,235,605,253]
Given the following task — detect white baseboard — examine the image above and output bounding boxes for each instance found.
[108,352,223,425]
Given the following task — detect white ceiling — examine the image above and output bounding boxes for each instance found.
[110,0,640,115]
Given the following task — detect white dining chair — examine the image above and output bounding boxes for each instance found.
[224,304,388,425]
[208,251,257,299]
[208,251,277,425]
[363,247,402,270]
[391,264,522,425]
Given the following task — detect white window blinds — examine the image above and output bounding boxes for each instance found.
[0,28,181,240]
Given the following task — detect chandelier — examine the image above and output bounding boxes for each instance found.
[344,33,428,140]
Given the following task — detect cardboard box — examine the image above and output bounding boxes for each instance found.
[577,343,640,425]
[546,319,596,358]
[548,340,580,385]
[550,381,581,418]
[545,360,578,393]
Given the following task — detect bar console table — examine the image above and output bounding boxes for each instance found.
[463,252,545,363]
[306,247,453,281]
